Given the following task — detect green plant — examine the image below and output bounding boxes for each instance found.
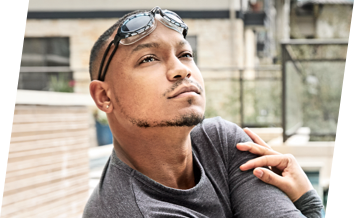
[48,74,74,92]
[94,109,109,125]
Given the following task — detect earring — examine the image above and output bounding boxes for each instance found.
[106,105,109,109]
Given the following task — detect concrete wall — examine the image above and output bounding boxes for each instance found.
[290,4,352,39]
[316,5,353,39]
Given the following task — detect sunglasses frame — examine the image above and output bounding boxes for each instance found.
[97,6,188,81]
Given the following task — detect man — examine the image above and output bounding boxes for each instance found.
[84,7,323,217]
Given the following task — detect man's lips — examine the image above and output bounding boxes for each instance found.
[167,85,201,99]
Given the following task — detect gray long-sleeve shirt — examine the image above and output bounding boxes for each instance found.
[83,117,323,217]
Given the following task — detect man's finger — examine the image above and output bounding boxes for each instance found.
[236,142,280,156]
[240,155,289,171]
[243,128,271,148]
[253,167,287,190]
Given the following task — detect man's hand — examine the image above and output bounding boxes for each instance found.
[236,128,314,202]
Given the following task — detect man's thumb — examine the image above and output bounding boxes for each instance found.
[253,167,284,188]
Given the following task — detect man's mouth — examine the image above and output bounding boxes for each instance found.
[168,85,201,99]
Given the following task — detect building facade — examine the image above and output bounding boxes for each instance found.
[18,0,353,212]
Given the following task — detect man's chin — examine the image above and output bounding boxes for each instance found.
[162,113,205,127]
[131,113,205,128]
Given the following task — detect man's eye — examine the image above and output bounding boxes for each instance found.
[141,56,156,64]
[180,53,193,58]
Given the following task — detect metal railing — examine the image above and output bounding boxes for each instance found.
[18,66,73,92]
[281,39,348,142]
[201,65,282,128]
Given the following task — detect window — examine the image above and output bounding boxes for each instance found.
[305,171,320,188]
[256,31,266,58]
[186,35,197,64]
[18,37,73,92]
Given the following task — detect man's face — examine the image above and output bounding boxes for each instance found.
[105,20,205,128]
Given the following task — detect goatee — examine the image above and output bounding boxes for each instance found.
[131,113,205,128]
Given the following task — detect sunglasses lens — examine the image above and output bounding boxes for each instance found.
[119,10,186,46]
[165,12,183,24]
[120,18,156,45]
[122,15,151,32]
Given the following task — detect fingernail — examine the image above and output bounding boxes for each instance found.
[254,168,263,178]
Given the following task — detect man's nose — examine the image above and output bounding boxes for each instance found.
[166,58,192,81]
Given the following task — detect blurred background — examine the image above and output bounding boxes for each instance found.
[2,0,352,217]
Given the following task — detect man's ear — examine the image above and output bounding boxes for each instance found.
[89,80,113,113]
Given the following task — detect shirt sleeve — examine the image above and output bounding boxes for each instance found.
[294,190,324,218]
[220,118,320,218]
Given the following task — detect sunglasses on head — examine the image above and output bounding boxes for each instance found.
[97,6,189,81]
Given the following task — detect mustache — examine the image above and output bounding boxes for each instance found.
[163,78,204,97]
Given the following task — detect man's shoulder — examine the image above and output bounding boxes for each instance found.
[190,117,258,189]
[83,157,143,218]
[190,117,252,164]
[83,187,104,217]
[83,185,142,218]
[191,116,249,144]
[192,116,233,134]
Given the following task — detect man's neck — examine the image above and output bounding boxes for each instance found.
[113,126,196,190]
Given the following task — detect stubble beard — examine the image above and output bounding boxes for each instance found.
[114,78,205,128]
[114,95,205,128]
[130,112,205,128]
